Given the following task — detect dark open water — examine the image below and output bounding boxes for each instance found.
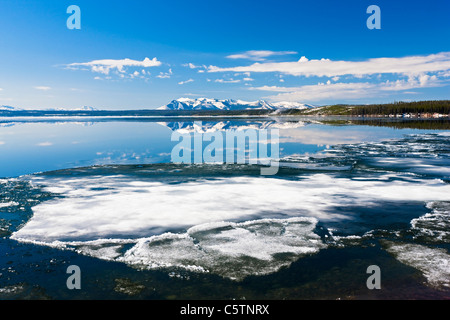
[0,117,449,299]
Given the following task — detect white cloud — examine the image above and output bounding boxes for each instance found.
[157,74,171,79]
[183,63,201,69]
[210,52,450,78]
[380,75,439,91]
[252,75,444,102]
[178,79,194,85]
[226,50,298,61]
[182,93,203,97]
[67,57,161,75]
[182,63,208,73]
[34,86,51,91]
[253,82,374,101]
[157,68,173,79]
[215,79,241,83]
[37,142,53,147]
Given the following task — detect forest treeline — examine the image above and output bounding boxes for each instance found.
[347,100,450,116]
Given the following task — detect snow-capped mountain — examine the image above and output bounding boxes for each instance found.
[158,98,315,111]
[44,106,99,111]
[69,106,98,111]
[270,101,315,109]
[0,106,97,112]
[0,105,22,111]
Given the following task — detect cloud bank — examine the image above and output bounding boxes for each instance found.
[252,75,442,102]
[226,50,298,61]
[67,57,161,75]
[210,52,450,78]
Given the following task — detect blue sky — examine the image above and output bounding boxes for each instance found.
[0,0,449,109]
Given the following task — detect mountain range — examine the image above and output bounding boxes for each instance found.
[0,105,98,112]
[158,98,316,111]
[0,98,315,113]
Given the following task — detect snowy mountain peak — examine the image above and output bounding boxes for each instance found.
[0,106,98,112]
[0,105,22,111]
[158,98,316,111]
[72,106,98,111]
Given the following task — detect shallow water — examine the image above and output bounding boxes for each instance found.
[0,118,449,299]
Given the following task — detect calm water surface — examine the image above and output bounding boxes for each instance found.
[1,117,449,299]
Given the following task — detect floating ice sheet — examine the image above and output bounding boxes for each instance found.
[11,172,450,243]
[384,241,450,288]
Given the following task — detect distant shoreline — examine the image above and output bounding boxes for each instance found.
[1,100,449,119]
[0,113,449,121]
[287,100,450,118]
[1,114,449,121]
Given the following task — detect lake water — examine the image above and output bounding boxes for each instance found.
[1,117,449,299]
